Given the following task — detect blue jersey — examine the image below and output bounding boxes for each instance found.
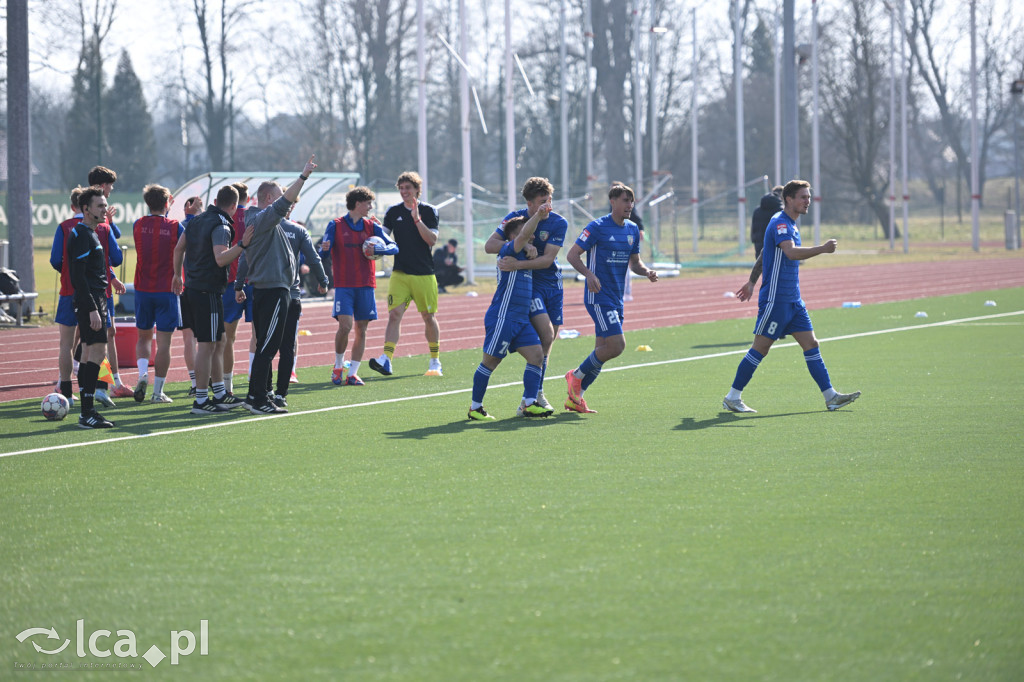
[497,209,567,291]
[759,211,803,305]
[574,214,640,308]
[485,240,532,325]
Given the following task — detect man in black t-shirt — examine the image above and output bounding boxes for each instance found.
[369,171,444,377]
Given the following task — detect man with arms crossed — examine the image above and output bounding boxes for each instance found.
[172,186,250,415]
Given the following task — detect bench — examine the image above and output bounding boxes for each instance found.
[0,291,39,327]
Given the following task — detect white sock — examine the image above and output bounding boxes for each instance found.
[522,397,536,406]
[248,353,255,376]
[348,360,361,377]
[470,401,483,410]
[154,377,166,395]
[335,353,345,369]
[572,368,585,380]
[223,373,233,393]
[113,373,124,387]
[726,388,742,401]
[823,387,837,400]
[137,359,149,380]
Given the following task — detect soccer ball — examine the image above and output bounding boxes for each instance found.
[41,392,70,421]
[362,235,387,260]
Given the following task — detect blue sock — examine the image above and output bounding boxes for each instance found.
[580,351,604,391]
[523,363,543,402]
[731,349,764,391]
[472,363,492,406]
[804,347,832,392]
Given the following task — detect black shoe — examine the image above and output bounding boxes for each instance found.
[244,400,287,415]
[272,394,288,408]
[78,412,114,429]
[368,357,393,376]
[187,386,196,398]
[191,400,222,415]
[133,378,147,403]
[213,393,243,410]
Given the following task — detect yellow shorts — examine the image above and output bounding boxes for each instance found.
[387,271,439,314]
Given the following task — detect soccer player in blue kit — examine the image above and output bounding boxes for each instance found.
[467,209,556,421]
[564,183,659,413]
[485,177,567,413]
[723,179,860,413]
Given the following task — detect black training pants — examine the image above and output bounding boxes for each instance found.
[247,287,290,405]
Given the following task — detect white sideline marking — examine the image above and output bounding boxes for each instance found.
[3,310,1022,460]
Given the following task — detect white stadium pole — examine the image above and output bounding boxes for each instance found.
[900,0,910,253]
[417,0,428,198]
[632,0,644,204]
[584,0,595,199]
[505,0,515,210]
[734,0,746,251]
[773,2,782,187]
[691,7,699,254]
[811,0,821,245]
[459,0,475,283]
[650,2,662,251]
[888,5,896,250]
[560,0,569,202]
[969,0,980,252]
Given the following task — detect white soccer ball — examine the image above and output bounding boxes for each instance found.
[41,392,70,421]
[362,235,387,261]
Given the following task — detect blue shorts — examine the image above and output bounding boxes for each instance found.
[223,283,249,324]
[585,302,624,338]
[529,286,564,326]
[333,287,377,321]
[135,291,182,333]
[754,300,814,340]
[56,295,77,326]
[483,317,541,359]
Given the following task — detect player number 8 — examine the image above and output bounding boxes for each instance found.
[767,321,778,335]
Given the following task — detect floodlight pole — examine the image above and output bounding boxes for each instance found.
[1013,80,1023,246]
[773,1,782,187]
[584,0,595,201]
[505,0,515,210]
[900,0,909,254]
[811,0,821,246]
[888,5,896,249]
[691,7,699,254]
[560,0,569,202]
[734,0,746,251]
[459,0,475,283]
[970,0,980,252]
[417,0,428,197]
[632,0,644,204]
[782,0,799,181]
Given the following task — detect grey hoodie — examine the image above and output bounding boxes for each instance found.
[237,217,328,300]
[238,196,296,291]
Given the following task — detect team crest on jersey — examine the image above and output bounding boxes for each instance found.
[627,235,634,246]
[776,225,788,234]
[538,231,549,241]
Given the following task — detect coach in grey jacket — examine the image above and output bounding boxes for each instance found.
[237,214,328,406]
[235,155,318,414]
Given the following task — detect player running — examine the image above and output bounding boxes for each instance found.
[484,177,568,413]
[563,183,658,413]
[723,179,860,413]
[468,209,555,421]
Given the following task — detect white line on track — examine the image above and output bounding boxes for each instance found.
[3,309,1021,460]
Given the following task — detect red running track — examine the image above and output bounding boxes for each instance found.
[2,257,1021,404]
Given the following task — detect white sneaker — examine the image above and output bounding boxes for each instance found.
[425,358,443,377]
[95,390,116,408]
[150,392,173,404]
[722,397,756,413]
[535,391,552,410]
[825,390,861,411]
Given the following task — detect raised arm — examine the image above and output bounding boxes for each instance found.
[283,155,317,204]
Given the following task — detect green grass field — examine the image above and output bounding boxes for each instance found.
[2,289,1022,681]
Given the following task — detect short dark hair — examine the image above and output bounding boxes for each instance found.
[143,184,172,213]
[79,186,106,212]
[608,183,635,202]
[782,180,811,201]
[521,177,554,202]
[395,171,423,196]
[771,185,784,196]
[502,215,527,240]
[346,186,376,210]
[87,166,117,186]
[215,185,239,210]
[447,238,458,248]
[232,182,249,205]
